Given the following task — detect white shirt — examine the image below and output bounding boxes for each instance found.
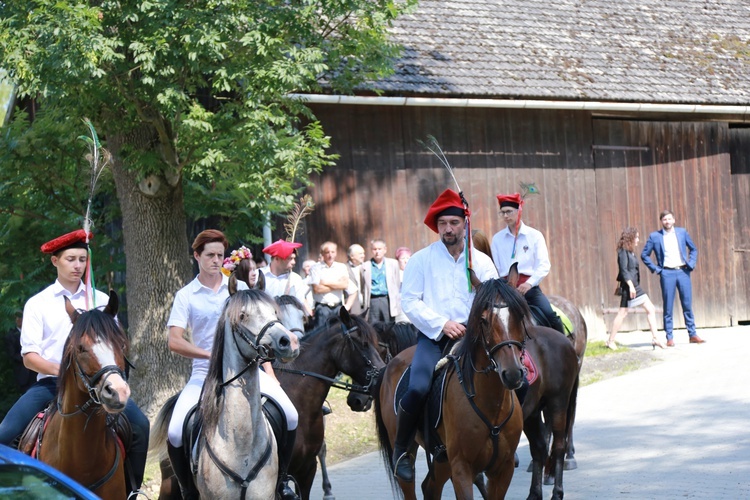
[401,242,498,340]
[260,268,308,308]
[491,222,551,287]
[309,261,356,305]
[167,274,247,377]
[662,229,685,268]
[21,280,112,381]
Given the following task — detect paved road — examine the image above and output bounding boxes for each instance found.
[310,326,750,499]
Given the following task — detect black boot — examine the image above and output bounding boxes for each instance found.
[277,428,299,500]
[392,402,418,482]
[167,442,199,500]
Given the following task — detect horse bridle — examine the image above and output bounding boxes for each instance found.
[274,321,381,396]
[471,303,526,375]
[220,318,281,388]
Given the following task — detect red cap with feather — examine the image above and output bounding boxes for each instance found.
[40,229,93,255]
[263,239,302,260]
[423,189,469,233]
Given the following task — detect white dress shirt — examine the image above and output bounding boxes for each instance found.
[401,242,498,340]
[309,261,356,305]
[21,280,111,381]
[491,222,551,287]
[260,268,308,307]
[662,229,685,268]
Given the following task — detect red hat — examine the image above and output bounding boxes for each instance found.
[423,189,468,233]
[496,193,523,209]
[262,239,302,260]
[40,229,92,255]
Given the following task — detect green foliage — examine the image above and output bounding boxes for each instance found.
[0,0,413,245]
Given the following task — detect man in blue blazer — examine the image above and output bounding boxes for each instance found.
[641,210,703,346]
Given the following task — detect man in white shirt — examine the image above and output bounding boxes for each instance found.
[393,189,498,482]
[260,239,312,317]
[309,241,357,329]
[0,229,150,497]
[491,193,564,334]
[345,243,366,316]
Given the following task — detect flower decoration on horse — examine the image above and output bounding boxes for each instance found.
[222,246,253,276]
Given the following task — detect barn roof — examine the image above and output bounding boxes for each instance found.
[362,0,750,105]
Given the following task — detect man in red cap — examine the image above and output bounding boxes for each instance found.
[260,239,312,316]
[492,193,564,334]
[392,189,498,482]
[0,229,150,497]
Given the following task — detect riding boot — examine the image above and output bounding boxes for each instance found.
[277,428,300,500]
[167,442,199,500]
[123,449,148,498]
[392,402,418,482]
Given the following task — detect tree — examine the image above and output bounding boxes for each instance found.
[0,0,412,415]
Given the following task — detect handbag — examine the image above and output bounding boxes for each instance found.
[614,283,622,296]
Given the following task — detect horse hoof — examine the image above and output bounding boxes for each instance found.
[543,475,554,486]
[564,457,578,470]
[323,495,335,500]
[526,462,533,472]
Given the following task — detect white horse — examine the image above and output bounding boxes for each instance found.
[197,286,299,499]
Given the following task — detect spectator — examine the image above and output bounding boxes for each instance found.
[362,239,402,323]
[309,241,357,329]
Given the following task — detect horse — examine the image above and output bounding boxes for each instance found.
[374,279,526,500]
[150,286,299,500]
[36,291,131,499]
[274,302,386,500]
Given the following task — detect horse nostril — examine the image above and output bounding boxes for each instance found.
[279,337,290,347]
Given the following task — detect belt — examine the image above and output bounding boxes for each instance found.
[664,265,686,270]
[371,294,388,298]
[315,301,341,309]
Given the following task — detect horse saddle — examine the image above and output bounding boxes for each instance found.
[529,304,574,337]
[18,401,132,462]
[182,396,290,474]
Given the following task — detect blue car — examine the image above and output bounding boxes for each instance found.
[0,444,100,499]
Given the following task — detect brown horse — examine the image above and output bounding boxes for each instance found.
[38,292,131,499]
[374,279,526,500]
[275,305,386,500]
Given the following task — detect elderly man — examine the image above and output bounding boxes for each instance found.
[393,189,498,482]
[260,239,312,316]
[362,239,402,323]
[309,241,357,329]
[345,243,366,316]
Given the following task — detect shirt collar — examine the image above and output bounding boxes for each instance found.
[52,279,86,298]
[189,274,229,293]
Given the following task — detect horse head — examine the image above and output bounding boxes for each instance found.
[225,288,299,364]
[461,279,527,391]
[275,295,307,339]
[61,290,130,414]
[328,307,385,412]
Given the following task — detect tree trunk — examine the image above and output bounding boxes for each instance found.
[108,130,193,419]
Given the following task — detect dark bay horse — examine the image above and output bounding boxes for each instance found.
[274,305,386,500]
[151,287,299,499]
[374,279,526,499]
[37,292,131,499]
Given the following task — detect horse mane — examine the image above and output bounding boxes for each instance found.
[58,308,128,397]
[202,289,279,430]
[455,279,530,384]
[275,294,305,312]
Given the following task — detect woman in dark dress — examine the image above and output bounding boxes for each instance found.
[606,227,665,350]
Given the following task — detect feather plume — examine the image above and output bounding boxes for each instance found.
[418,135,462,193]
[284,194,315,243]
[79,118,111,240]
[520,182,540,200]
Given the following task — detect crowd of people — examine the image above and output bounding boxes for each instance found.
[0,185,702,496]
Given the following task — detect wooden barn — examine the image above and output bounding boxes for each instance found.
[285,0,750,334]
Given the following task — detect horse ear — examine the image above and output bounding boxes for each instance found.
[507,262,520,288]
[65,296,79,324]
[339,305,354,328]
[103,290,119,317]
[254,271,265,291]
[468,268,482,290]
[229,273,238,296]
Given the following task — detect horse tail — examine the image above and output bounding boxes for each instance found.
[372,367,404,497]
[148,393,179,461]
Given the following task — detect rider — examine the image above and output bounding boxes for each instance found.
[491,193,565,334]
[166,230,299,500]
[260,239,312,317]
[394,189,498,482]
[0,229,150,498]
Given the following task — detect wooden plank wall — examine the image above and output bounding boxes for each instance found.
[297,104,739,333]
[730,127,750,324]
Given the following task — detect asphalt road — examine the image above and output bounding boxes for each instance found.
[310,326,750,499]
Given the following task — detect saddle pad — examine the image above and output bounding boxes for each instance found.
[523,352,539,385]
[550,304,574,336]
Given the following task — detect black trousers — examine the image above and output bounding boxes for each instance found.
[525,285,565,334]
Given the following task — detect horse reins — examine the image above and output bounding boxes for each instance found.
[220,319,280,387]
[274,321,380,396]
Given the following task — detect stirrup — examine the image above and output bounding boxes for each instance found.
[126,490,150,500]
[279,475,300,500]
[393,451,415,482]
